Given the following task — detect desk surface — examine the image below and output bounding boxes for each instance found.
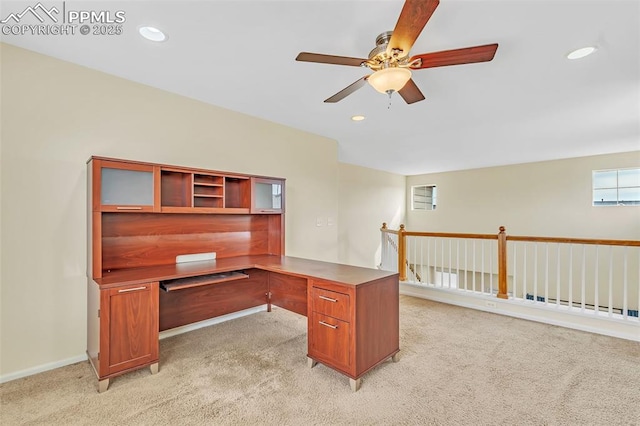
[96,255,397,289]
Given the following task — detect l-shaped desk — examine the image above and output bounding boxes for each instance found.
[87,255,400,392]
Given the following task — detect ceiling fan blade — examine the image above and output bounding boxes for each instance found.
[324,76,369,103]
[387,0,440,58]
[296,52,367,67]
[410,43,499,69]
[398,79,425,104]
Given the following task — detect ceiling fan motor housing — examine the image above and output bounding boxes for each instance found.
[367,31,410,70]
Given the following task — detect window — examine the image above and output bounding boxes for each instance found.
[593,168,640,206]
[412,185,437,210]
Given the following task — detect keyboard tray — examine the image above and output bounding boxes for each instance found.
[160,271,249,292]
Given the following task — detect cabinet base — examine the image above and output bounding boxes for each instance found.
[307,352,399,392]
[307,357,318,368]
[96,362,159,393]
[349,378,361,392]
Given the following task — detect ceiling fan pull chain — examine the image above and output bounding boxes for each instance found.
[388,90,393,109]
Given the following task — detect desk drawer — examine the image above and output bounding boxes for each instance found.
[309,312,350,369]
[311,286,350,321]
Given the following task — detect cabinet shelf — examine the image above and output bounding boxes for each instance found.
[194,194,223,198]
[194,183,223,187]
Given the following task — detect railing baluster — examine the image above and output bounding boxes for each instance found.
[556,244,560,307]
[595,245,599,314]
[439,238,442,287]
[464,239,468,291]
[448,239,452,288]
[544,243,549,306]
[608,246,613,316]
[420,235,424,284]
[513,243,518,299]
[623,247,628,318]
[427,237,431,285]
[473,240,476,292]
[523,243,527,302]
[568,244,573,311]
[456,239,460,290]
[490,240,494,296]
[533,243,538,302]
[636,249,640,319]
[581,245,586,312]
[481,241,485,294]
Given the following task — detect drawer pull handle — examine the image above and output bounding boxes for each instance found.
[319,295,338,303]
[319,321,338,329]
[118,286,146,293]
[116,206,143,210]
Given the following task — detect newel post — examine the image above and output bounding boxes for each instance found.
[398,224,407,281]
[497,226,508,299]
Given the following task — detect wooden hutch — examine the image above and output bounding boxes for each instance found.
[87,156,399,392]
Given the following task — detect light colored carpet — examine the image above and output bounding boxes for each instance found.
[1,295,639,425]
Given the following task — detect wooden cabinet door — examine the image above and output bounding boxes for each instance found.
[101,282,159,376]
[309,312,350,370]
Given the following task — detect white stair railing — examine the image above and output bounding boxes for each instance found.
[380,224,640,324]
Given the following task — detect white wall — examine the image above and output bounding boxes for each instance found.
[338,163,406,268]
[406,152,640,239]
[0,44,345,377]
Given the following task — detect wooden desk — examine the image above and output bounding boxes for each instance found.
[87,255,399,392]
[86,157,399,393]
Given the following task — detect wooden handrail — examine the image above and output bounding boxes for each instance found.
[404,231,497,240]
[380,223,640,300]
[381,222,399,235]
[507,236,640,247]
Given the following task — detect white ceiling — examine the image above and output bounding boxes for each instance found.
[2,0,639,175]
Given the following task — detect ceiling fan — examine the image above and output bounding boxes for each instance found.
[295,0,498,104]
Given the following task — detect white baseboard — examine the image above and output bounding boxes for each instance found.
[401,283,640,342]
[0,354,88,384]
[0,305,268,385]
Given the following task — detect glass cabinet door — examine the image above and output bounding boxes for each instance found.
[251,178,284,213]
[97,160,158,212]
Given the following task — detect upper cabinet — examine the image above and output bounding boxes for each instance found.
[88,157,283,215]
[91,159,160,212]
[251,178,285,214]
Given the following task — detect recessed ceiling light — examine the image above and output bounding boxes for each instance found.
[139,26,167,42]
[567,46,597,60]
[351,115,366,121]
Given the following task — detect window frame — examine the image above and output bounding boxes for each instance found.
[592,167,640,207]
[411,184,437,211]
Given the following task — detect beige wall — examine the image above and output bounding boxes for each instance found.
[338,163,406,268]
[406,152,640,239]
[1,44,352,376]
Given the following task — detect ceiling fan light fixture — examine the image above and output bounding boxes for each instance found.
[368,68,412,94]
[567,46,597,60]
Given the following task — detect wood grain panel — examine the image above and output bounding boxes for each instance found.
[355,275,399,376]
[159,269,268,331]
[102,231,270,270]
[269,272,307,316]
[102,213,269,237]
